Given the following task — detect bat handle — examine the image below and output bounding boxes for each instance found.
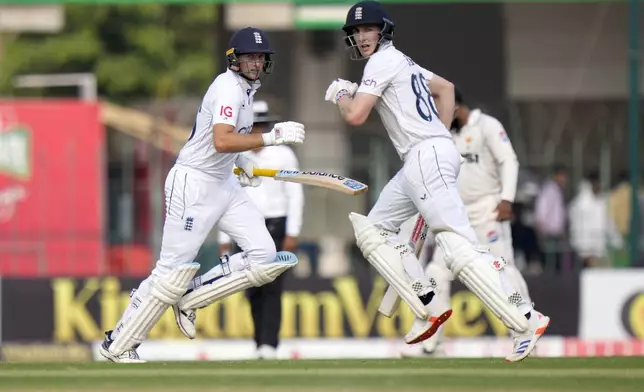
[233,168,280,177]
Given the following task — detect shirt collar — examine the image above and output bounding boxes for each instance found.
[227,68,261,93]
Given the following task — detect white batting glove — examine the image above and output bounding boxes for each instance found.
[324,78,359,104]
[238,173,262,187]
[235,154,256,178]
[262,121,306,146]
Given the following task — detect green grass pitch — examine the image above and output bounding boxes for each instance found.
[0,358,643,391]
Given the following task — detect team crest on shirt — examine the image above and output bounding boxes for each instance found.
[487,230,498,243]
[184,217,194,231]
[499,131,509,142]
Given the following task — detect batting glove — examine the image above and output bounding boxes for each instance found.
[325,78,359,104]
[235,154,256,178]
[262,121,306,146]
[238,173,262,187]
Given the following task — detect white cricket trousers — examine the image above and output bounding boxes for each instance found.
[152,164,276,278]
[368,137,477,242]
[367,137,477,285]
[467,195,515,265]
[110,164,275,341]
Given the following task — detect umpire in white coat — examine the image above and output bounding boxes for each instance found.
[219,100,304,359]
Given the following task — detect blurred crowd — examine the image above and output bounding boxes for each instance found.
[512,167,643,274]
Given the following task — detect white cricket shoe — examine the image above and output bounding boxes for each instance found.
[404,290,452,345]
[257,345,278,360]
[99,331,146,363]
[173,305,197,339]
[505,310,550,362]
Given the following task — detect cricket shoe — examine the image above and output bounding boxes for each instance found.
[99,330,146,363]
[173,305,197,339]
[505,309,550,362]
[257,344,278,360]
[404,286,452,345]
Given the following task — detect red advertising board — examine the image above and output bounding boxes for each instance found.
[0,101,104,276]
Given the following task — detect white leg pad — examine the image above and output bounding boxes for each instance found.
[349,213,429,320]
[178,251,297,311]
[109,262,200,355]
[435,232,529,332]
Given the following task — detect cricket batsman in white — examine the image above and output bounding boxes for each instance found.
[325,0,549,362]
[99,27,306,363]
[420,89,536,358]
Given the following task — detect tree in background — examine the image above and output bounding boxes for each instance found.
[0,4,218,103]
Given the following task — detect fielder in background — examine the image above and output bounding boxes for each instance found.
[99,27,306,363]
[219,100,304,359]
[325,0,549,362]
[420,88,533,356]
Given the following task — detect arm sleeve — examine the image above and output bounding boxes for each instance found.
[419,66,434,81]
[210,82,242,126]
[281,148,304,237]
[218,229,231,245]
[482,116,519,202]
[356,55,397,97]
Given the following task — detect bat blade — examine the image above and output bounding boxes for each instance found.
[273,170,368,195]
[233,168,368,195]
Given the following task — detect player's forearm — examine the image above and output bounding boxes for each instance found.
[500,158,519,202]
[214,132,265,153]
[433,91,455,130]
[427,75,456,129]
[337,96,355,122]
[337,96,366,126]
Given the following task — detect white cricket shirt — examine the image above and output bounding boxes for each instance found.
[219,145,304,243]
[356,43,452,160]
[452,109,519,204]
[176,69,260,179]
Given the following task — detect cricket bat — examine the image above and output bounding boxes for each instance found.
[233,168,368,195]
[378,215,429,317]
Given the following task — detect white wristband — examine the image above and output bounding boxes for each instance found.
[261,132,273,146]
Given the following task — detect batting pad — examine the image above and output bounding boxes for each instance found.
[109,262,200,356]
[349,213,428,320]
[178,251,298,311]
[435,232,529,332]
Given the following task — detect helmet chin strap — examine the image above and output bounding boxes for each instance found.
[374,38,391,53]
